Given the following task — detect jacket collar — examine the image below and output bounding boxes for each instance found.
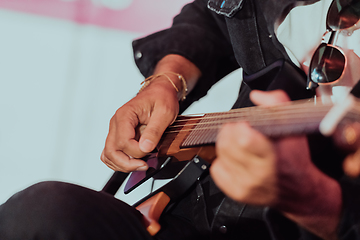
[207,0,320,20]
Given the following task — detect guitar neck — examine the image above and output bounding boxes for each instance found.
[162,97,360,149]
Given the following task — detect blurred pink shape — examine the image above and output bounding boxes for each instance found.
[0,0,191,34]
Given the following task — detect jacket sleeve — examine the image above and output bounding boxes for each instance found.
[132,0,240,112]
[265,176,360,240]
[337,176,360,240]
[300,177,360,240]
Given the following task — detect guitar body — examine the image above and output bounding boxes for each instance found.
[134,149,213,236]
[118,60,360,236]
[124,116,217,236]
[157,115,216,159]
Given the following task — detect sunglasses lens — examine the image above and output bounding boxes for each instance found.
[327,0,360,30]
[309,44,345,84]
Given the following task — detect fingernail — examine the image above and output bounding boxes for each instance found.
[140,139,155,153]
[136,165,148,171]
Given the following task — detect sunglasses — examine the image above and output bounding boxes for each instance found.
[307,0,360,90]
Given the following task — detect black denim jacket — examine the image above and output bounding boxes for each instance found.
[132,0,316,110]
[132,0,360,239]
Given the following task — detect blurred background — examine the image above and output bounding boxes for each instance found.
[0,0,242,204]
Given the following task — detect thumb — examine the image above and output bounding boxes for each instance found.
[250,90,290,106]
[139,109,176,153]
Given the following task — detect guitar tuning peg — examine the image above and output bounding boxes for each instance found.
[343,148,360,178]
[333,122,360,151]
[342,124,359,146]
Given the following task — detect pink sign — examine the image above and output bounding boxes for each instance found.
[0,0,191,34]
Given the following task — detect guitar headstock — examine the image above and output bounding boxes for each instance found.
[321,95,360,151]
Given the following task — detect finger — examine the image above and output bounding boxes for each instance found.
[112,111,148,159]
[103,126,149,172]
[250,90,290,106]
[101,149,148,172]
[139,107,177,153]
[210,158,242,199]
[101,150,121,171]
[217,122,274,160]
[211,155,275,205]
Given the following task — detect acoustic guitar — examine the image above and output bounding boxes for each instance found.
[125,94,360,236]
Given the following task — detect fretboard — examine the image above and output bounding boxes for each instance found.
[163,97,360,148]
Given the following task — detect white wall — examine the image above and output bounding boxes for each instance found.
[0,9,241,204]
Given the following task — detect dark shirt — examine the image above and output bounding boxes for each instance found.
[132,0,360,239]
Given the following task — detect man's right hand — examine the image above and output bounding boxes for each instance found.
[100,78,180,173]
[100,54,201,173]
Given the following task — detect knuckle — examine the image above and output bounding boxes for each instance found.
[100,154,106,163]
[238,135,253,148]
[236,124,256,148]
[119,165,133,173]
[216,125,234,149]
[144,127,161,139]
[102,146,113,159]
[116,139,127,150]
[216,137,229,153]
[106,164,117,172]
[231,187,247,202]
[130,152,146,159]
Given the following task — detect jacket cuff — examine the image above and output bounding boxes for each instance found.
[337,176,360,239]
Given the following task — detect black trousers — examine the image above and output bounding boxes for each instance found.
[0,178,273,240]
[0,181,203,240]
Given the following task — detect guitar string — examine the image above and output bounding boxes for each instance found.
[169,101,329,127]
[170,97,360,127]
[169,96,360,128]
[168,109,328,129]
[162,107,360,135]
[164,105,332,134]
[163,116,326,135]
[164,109,360,147]
[163,113,329,135]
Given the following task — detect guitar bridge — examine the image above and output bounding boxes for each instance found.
[132,155,210,207]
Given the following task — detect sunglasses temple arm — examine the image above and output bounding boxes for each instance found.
[328,30,339,45]
[306,78,319,90]
[306,30,340,90]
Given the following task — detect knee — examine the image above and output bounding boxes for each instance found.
[2,181,78,214]
[0,181,84,232]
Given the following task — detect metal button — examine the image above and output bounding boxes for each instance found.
[219,225,227,234]
[135,51,142,59]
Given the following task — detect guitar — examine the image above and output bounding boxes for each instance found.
[125,94,360,236]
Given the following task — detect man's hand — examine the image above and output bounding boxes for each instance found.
[210,90,298,205]
[101,79,179,172]
[211,120,278,205]
[210,90,342,240]
[100,54,201,173]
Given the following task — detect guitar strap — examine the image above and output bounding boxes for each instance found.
[232,59,314,110]
[351,79,360,98]
[233,58,360,239]
[192,175,254,238]
[242,58,360,100]
[242,59,315,101]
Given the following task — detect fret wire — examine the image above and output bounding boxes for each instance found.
[171,116,360,139]
[173,107,324,124]
[165,110,329,132]
[174,96,360,126]
[169,112,325,128]
[170,104,331,128]
[162,98,360,147]
[164,117,324,135]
